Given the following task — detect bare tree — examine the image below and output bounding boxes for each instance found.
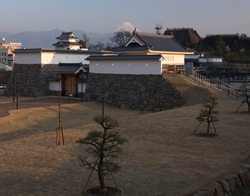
[109,29,132,47]
[236,80,250,113]
[83,33,92,48]
[88,41,105,51]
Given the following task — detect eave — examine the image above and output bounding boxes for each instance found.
[148,49,194,55]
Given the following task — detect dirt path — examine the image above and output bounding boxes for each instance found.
[0,97,79,118]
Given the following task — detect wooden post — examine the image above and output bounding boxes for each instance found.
[16,79,18,110]
[56,74,65,146]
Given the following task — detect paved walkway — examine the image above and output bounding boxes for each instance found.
[0,97,80,118]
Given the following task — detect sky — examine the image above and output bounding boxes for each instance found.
[1,0,250,37]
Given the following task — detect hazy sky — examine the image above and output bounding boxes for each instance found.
[2,0,250,37]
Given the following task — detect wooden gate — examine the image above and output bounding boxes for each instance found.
[63,75,77,95]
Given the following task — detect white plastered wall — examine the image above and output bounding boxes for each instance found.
[49,81,61,91]
[49,81,86,93]
[89,60,162,75]
[15,52,90,65]
[15,53,42,64]
[161,54,185,65]
[78,83,87,93]
[41,53,89,64]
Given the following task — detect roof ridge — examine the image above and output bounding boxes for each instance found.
[136,32,173,38]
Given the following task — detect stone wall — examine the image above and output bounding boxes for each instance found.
[0,71,12,85]
[5,63,58,96]
[190,165,250,196]
[84,73,184,111]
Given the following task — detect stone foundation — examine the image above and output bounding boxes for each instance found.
[5,63,58,97]
[84,73,184,111]
[189,166,250,196]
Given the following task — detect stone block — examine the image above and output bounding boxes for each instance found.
[218,180,231,194]
[233,174,242,188]
[225,177,235,193]
[213,182,224,196]
[187,191,210,196]
[238,170,248,186]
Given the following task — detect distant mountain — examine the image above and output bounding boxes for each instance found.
[0,29,114,49]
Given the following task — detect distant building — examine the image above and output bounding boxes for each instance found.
[164,28,201,48]
[52,31,82,50]
[0,38,22,70]
[7,31,111,97]
[87,29,194,75]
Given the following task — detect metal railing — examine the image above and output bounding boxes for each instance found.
[184,71,243,100]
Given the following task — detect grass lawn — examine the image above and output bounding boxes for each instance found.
[0,74,250,196]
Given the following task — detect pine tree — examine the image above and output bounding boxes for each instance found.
[194,96,219,137]
[236,80,250,113]
[76,115,128,193]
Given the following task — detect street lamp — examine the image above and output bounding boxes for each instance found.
[12,77,15,102]
[79,72,84,102]
[16,77,19,110]
[101,91,105,117]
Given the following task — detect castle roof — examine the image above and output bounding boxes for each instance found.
[52,41,81,48]
[56,32,79,40]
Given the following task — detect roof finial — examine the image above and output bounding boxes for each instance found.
[133,28,137,35]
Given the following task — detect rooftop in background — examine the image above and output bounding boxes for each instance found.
[56,32,79,40]
[164,28,201,47]
[53,31,82,50]
[113,29,193,54]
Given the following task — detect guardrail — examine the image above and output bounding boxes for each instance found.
[184,71,243,100]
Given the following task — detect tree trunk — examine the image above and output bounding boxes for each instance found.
[98,155,105,191]
[207,120,210,135]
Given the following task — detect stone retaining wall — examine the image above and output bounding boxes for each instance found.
[189,165,250,196]
[5,64,58,96]
[0,71,12,85]
[84,73,184,111]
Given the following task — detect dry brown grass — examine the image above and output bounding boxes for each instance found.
[0,96,46,104]
[0,74,250,196]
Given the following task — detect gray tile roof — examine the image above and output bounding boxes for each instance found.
[114,31,193,53]
[56,32,79,40]
[53,63,89,73]
[13,48,111,55]
[112,44,148,52]
[137,32,187,52]
[86,55,163,61]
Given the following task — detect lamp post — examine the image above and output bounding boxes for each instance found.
[16,77,19,110]
[79,72,84,102]
[56,73,64,146]
[12,77,15,102]
[101,91,105,117]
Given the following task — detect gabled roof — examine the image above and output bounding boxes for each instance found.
[53,63,89,73]
[56,32,79,40]
[113,29,193,54]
